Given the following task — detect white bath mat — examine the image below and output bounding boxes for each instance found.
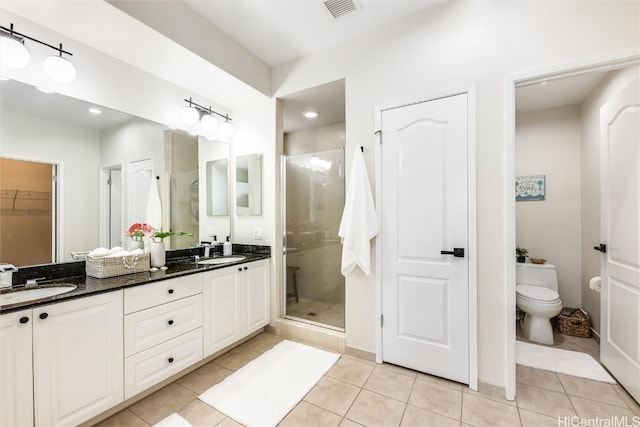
[154,413,192,427]
[199,340,339,427]
[516,341,616,383]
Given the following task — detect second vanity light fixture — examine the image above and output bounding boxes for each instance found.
[0,23,77,84]
[181,97,234,140]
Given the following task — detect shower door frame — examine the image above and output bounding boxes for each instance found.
[280,149,346,332]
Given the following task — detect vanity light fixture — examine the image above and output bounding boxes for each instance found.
[0,23,76,83]
[303,111,319,119]
[181,97,233,138]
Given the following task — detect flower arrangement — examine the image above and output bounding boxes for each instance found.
[127,223,155,241]
[127,223,192,240]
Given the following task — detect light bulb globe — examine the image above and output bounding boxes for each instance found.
[0,36,30,68]
[43,55,76,83]
[201,114,219,132]
[181,105,199,124]
[218,121,234,139]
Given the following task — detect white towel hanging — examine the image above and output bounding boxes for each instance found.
[145,177,162,230]
[338,147,378,276]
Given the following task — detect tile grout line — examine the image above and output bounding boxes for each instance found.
[397,374,418,427]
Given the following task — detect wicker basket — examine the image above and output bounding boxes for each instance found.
[556,307,591,338]
[86,253,150,278]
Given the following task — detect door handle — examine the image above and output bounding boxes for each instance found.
[441,248,465,258]
[593,244,607,253]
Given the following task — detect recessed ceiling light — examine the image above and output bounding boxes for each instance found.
[36,86,54,94]
[303,111,319,119]
[540,81,548,85]
[89,107,102,114]
[0,76,9,81]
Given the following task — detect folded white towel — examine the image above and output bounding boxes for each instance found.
[145,178,162,230]
[88,247,111,258]
[338,148,378,276]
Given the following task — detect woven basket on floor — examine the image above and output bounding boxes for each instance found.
[86,253,150,278]
[556,307,591,338]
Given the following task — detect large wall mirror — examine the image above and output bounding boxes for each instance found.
[0,78,231,266]
[235,153,262,216]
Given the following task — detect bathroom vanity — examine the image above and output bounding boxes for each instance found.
[0,250,270,427]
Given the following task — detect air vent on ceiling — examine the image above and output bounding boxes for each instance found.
[323,0,362,19]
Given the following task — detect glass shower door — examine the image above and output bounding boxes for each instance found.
[283,149,345,330]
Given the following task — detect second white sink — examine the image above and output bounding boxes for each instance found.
[1,285,77,307]
[197,256,246,265]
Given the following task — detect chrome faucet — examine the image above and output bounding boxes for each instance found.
[199,240,220,258]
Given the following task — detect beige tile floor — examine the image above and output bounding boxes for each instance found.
[95,332,640,427]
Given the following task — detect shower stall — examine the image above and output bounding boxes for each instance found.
[283,149,345,330]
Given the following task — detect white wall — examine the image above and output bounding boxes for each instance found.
[580,65,640,335]
[100,119,166,247]
[516,106,582,308]
[0,109,100,260]
[272,0,639,387]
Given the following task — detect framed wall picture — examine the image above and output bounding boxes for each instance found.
[516,175,545,201]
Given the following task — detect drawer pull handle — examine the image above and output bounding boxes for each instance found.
[39,313,48,320]
[168,289,174,294]
[19,316,29,324]
[168,357,174,363]
[168,320,174,325]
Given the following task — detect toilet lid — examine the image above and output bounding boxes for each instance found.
[516,285,561,304]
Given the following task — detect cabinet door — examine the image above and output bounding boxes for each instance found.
[203,266,242,357]
[0,309,33,427]
[242,259,270,335]
[33,291,124,426]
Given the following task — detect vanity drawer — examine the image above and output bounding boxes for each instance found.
[124,328,203,399]
[124,294,202,357]
[124,275,202,314]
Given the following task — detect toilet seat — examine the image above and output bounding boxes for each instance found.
[516,285,561,304]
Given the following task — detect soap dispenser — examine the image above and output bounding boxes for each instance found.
[223,236,232,256]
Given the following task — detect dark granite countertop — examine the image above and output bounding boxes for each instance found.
[0,246,270,314]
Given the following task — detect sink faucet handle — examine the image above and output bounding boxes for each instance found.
[26,277,46,286]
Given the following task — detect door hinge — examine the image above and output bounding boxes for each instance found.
[380,314,384,327]
[52,174,58,182]
[107,178,112,186]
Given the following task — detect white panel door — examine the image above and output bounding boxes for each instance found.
[381,94,469,383]
[600,78,640,403]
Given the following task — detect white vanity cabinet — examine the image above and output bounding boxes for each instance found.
[203,259,270,357]
[32,291,124,426]
[123,275,203,399]
[0,291,127,427]
[0,309,34,427]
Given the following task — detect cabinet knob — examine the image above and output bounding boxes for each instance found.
[39,313,48,320]
[168,357,174,363]
[168,289,174,294]
[238,268,242,272]
[243,266,248,270]
[168,320,174,325]
[19,316,29,324]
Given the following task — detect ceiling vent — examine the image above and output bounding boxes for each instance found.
[323,0,362,19]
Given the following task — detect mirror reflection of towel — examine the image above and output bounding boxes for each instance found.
[145,178,162,230]
[338,148,378,276]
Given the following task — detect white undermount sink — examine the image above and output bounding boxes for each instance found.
[197,256,246,265]
[0,285,77,307]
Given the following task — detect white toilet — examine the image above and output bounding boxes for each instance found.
[516,263,563,345]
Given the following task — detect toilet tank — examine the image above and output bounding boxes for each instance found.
[516,263,558,291]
